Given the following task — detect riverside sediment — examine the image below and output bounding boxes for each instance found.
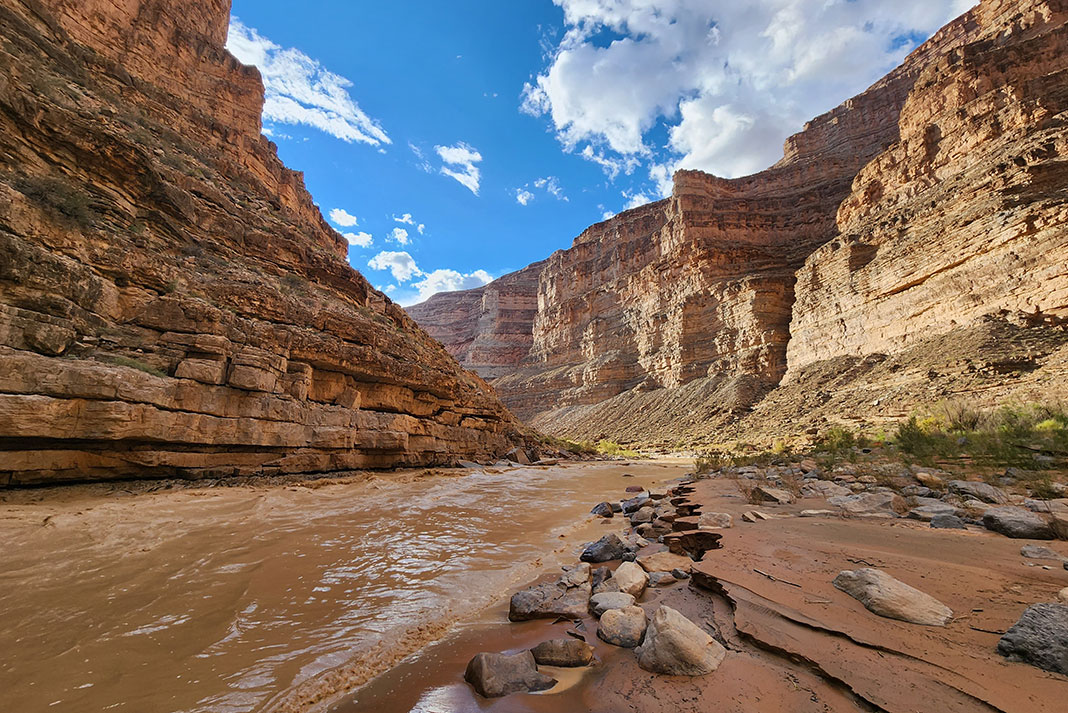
[342,462,1068,713]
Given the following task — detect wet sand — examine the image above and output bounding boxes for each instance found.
[340,477,1068,713]
[0,461,687,713]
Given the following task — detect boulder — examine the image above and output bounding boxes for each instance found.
[801,480,852,498]
[948,480,1008,504]
[915,471,945,489]
[648,571,677,587]
[580,533,628,563]
[908,503,959,522]
[638,551,695,573]
[590,591,635,617]
[1051,512,1068,541]
[930,514,967,529]
[597,605,647,648]
[464,651,557,697]
[591,501,614,518]
[530,639,595,667]
[997,603,1068,675]
[630,506,656,524]
[752,485,794,505]
[982,507,1055,540]
[591,566,611,592]
[509,564,591,621]
[832,568,953,626]
[828,492,904,515]
[697,512,733,529]
[1020,544,1066,561]
[621,494,650,514]
[613,561,648,598]
[635,606,727,676]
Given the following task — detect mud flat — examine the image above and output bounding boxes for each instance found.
[0,461,684,713]
[340,469,1068,713]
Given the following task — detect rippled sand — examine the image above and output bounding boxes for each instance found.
[0,461,686,713]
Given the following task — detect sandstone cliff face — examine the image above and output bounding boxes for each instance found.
[0,0,527,485]
[409,0,1068,445]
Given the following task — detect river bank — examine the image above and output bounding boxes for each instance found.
[0,460,689,713]
[337,460,1068,713]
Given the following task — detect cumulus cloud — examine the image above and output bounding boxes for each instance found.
[623,192,650,210]
[516,188,535,206]
[342,231,373,248]
[523,0,975,179]
[368,251,420,282]
[328,208,359,227]
[227,19,390,146]
[534,176,568,202]
[394,213,415,225]
[435,142,483,195]
[408,269,493,304]
[388,227,410,245]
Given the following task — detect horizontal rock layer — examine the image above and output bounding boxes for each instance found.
[409,0,1068,443]
[0,0,526,485]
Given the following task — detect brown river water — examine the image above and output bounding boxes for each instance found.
[0,460,689,713]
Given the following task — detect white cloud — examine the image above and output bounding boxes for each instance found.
[407,269,493,304]
[394,213,415,225]
[388,227,410,245]
[329,208,359,227]
[524,1,975,179]
[227,19,390,146]
[623,192,650,210]
[368,251,421,282]
[383,284,397,293]
[516,189,535,206]
[435,142,483,195]
[534,176,568,202]
[417,223,426,234]
[342,231,373,248]
[409,142,433,172]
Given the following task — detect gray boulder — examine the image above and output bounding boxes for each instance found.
[908,502,960,522]
[581,533,628,562]
[635,605,727,676]
[948,480,1008,504]
[530,639,595,667]
[752,485,794,505]
[509,564,591,621]
[464,650,556,697]
[697,511,733,529]
[997,603,1068,675]
[591,501,614,518]
[982,507,1055,540]
[832,568,953,626]
[828,492,904,515]
[590,591,636,617]
[630,506,656,524]
[597,605,647,648]
[1020,544,1066,561]
[801,480,852,498]
[930,514,967,529]
[648,571,677,587]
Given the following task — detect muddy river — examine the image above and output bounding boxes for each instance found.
[0,460,690,713]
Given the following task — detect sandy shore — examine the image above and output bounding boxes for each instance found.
[336,474,1068,713]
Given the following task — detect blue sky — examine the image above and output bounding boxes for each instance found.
[227,0,974,306]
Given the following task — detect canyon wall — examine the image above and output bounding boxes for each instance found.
[0,0,528,485]
[409,0,1068,445]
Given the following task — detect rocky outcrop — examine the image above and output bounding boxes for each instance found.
[408,0,1068,446]
[0,0,526,485]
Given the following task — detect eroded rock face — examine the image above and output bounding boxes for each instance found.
[407,0,1068,447]
[0,0,527,485]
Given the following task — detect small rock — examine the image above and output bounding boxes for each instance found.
[982,507,1055,540]
[800,480,852,498]
[648,571,677,587]
[1020,544,1066,561]
[671,568,691,580]
[930,514,967,529]
[590,591,635,617]
[828,492,904,515]
[581,534,628,563]
[901,485,934,498]
[908,503,959,522]
[464,651,557,697]
[800,509,837,517]
[612,561,648,598]
[741,510,774,522]
[630,505,656,524]
[530,639,594,667]
[752,485,794,505]
[591,502,614,518]
[635,605,727,676]
[997,603,1068,675]
[509,564,591,621]
[621,494,650,514]
[1058,587,1068,604]
[799,459,819,474]
[625,485,644,493]
[948,480,1008,504]
[637,551,694,573]
[832,568,953,626]
[915,471,945,489]
[597,605,647,648]
[697,512,733,529]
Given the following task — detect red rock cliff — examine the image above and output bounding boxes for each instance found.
[408,0,1068,444]
[0,0,528,485]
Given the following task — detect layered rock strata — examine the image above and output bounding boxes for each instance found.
[0,0,526,485]
[409,0,1068,443]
